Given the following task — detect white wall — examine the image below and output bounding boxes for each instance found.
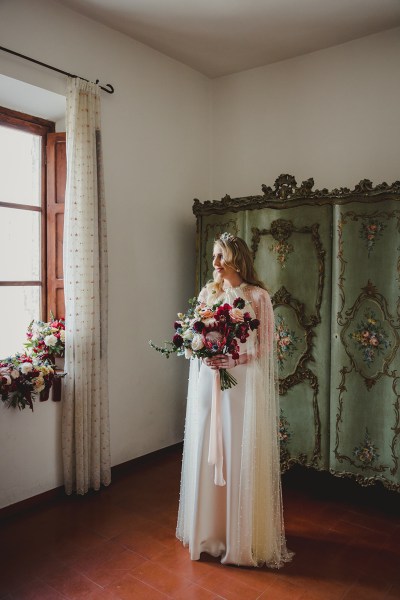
[211,27,400,198]
[0,0,210,508]
[1,1,398,509]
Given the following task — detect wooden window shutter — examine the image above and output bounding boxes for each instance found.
[46,132,66,320]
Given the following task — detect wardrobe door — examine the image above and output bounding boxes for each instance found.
[331,200,400,489]
[246,204,332,471]
[197,211,244,290]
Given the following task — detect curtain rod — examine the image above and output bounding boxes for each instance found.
[0,45,115,94]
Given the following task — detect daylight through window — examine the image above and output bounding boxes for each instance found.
[0,108,55,358]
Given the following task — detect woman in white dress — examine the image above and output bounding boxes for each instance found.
[176,232,293,568]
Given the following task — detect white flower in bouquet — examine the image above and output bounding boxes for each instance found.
[203,317,216,327]
[182,329,194,341]
[184,348,193,359]
[10,369,19,379]
[44,334,58,347]
[60,330,66,343]
[191,334,204,351]
[20,362,33,374]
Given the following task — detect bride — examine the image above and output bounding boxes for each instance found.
[176,232,293,567]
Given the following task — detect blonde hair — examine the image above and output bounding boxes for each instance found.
[207,234,267,296]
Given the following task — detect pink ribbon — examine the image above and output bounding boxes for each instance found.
[208,369,226,486]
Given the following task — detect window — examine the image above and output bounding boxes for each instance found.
[0,106,65,358]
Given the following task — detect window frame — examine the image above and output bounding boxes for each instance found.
[0,105,55,321]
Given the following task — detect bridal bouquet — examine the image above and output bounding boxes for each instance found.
[150,296,259,390]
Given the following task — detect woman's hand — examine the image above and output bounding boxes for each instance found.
[203,355,237,370]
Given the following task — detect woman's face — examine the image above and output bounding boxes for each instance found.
[213,243,237,281]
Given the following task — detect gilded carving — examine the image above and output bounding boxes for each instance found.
[252,217,327,470]
[192,175,400,217]
[337,210,400,321]
[252,221,326,323]
[271,286,322,466]
[269,219,294,239]
[281,453,310,474]
[390,376,400,476]
[334,364,390,474]
[334,283,399,474]
[334,279,400,473]
[268,219,295,267]
[271,288,310,369]
[328,469,400,492]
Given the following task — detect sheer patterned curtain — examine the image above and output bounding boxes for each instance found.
[62,77,111,495]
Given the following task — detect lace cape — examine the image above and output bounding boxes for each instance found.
[176,284,293,567]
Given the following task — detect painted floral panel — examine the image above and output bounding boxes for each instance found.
[359,220,386,256]
[269,240,294,268]
[349,309,391,367]
[275,314,301,369]
[353,429,379,466]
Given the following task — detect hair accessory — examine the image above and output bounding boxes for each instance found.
[219,232,236,243]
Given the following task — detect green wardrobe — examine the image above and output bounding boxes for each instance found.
[193,174,400,491]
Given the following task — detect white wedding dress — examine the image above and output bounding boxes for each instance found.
[176,283,293,568]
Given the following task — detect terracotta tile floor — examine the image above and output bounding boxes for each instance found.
[1,445,399,600]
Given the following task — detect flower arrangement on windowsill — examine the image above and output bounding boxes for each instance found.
[24,315,65,362]
[0,314,66,411]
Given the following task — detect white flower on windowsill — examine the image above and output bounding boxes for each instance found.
[34,376,45,393]
[44,334,58,348]
[20,362,33,375]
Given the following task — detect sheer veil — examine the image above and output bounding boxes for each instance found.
[176,284,293,567]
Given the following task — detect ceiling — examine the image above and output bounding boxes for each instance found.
[56,0,400,78]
